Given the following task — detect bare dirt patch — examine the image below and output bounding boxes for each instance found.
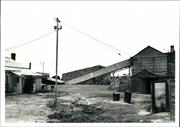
[5,85,173,123]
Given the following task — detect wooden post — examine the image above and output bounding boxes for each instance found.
[165,81,170,111]
[151,82,156,112]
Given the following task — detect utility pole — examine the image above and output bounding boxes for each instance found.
[42,61,44,73]
[41,61,44,73]
[54,17,62,106]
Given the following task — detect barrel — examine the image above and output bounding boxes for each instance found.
[113,92,120,101]
[124,91,132,103]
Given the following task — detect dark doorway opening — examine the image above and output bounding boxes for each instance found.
[142,78,158,94]
[140,78,151,94]
[146,79,151,94]
[23,76,34,94]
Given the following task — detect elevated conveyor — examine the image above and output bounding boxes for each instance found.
[66,59,131,85]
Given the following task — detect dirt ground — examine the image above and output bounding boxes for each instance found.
[5,85,173,123]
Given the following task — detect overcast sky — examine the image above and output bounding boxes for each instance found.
[2,1,179,77]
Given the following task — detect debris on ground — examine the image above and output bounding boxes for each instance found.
[138,110,152,116]
[5,85,174,123]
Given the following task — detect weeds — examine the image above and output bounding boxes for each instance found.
[46,96,104,122]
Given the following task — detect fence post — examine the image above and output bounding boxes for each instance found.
[166,81,170,111]
[151,82,156,112]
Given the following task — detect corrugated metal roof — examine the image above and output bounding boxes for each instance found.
[11,70,42,77]
[5,67,26,71]
[5,57,43,77]
[133,46,164,58]
[5,57,29,69]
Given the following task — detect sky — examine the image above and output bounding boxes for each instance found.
[2,1,179,77]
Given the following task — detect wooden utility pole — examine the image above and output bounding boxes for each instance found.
[41,61,44,73]
[43,61,44,73]
[54,17,62,106]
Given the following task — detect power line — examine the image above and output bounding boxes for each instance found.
[6,34,37,50]
[5,31,55,51]
[5,21,131,57]
[62,22,131,57]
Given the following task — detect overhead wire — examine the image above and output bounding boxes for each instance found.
[61,21,131,57]
[5,30,55,51]
[6,34,37,50]
[5,20,131,58]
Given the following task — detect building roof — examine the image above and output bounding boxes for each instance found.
[5,57,29,70]
[46,78,64,84]
[132,46,164,58]
[5,57,43,77]
[11,70,42,77]
[132,69,159,78]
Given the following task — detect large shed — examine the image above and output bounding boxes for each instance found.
[130,45,175,94]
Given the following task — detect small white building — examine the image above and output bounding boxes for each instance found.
[5,53,44,95]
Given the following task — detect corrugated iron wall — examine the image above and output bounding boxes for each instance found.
[132,55,168,77]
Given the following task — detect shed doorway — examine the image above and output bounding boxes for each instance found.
[145,79,151,94]
[23,76,35,94]
[140,78,152,94]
